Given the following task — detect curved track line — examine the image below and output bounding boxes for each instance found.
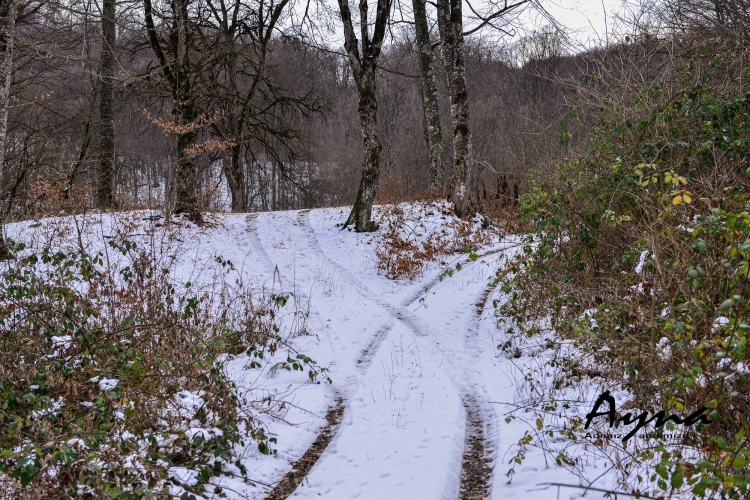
[264,399,345,500]
[400,242,522,308]
[248,211,396,379]
[244,213,351,500]
[300,211,502,499]
[457,280,506,500]
[245,213,334,350]
[250,211,407,499]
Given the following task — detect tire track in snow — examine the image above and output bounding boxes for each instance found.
[264,399,345,500]
[460,398,493,500]
[287,210,398,374]
[400,241,522,309]
[425,272,498,500]
[249,211,403,499]
[244,213,351,499]
[457,243,524,499]
[457,279,504,500]
[299,211,499,499]
[244,212,335,351]
[248,211,397,378]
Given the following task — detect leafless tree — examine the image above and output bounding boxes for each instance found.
[97,0,116,208]
[143,0,202,220]
[436,0,530,217]
[338,0,393,231]
[199,0,319,212]
[0,0,20,258]
[412,0,443,190]
[660,0,750,43]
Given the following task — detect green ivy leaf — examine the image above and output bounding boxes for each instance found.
[671,471,684,488]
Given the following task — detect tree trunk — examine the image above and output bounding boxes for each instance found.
[222,144,245,212]
[173,99,199,219]
[97,0,117,209]
[0,0,17,259]
[345,66,381,231]
[144,0,201,221]
[437,0,472,217]
[272,160,277,211]
[412,0,444,191]
[338,0,392,232]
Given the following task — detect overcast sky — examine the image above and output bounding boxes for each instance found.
[501,0,633,49]
[317,0,631,52]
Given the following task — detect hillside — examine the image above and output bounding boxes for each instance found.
[0,204,621,499]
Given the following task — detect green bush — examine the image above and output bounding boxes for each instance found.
[0,234,314,498]
[502,42,750,498]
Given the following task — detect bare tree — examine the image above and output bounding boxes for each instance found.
[97,0,116,208]
[436,0,472,216]
[199,0,318,213]
[339,0,393,232]
[660,0,750,42]
[143,0,202,220]
[412,0,443,190]
[437,0,530,217]
[0,0,19,259]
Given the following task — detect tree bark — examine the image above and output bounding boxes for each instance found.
[412,0,444,191]
[222,144,246,212]
[144,0,201,221]
[346,64,381,231]
[173,98,199,218]
[437,0,472,217]
[339,0,392,232]
[202,0,294,215]
[0,0,17,259]
[97,0,117,208]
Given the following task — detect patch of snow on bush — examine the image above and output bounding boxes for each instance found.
[98,378,119,391]
[51,335,72,349]
[657,337,671,360]
[635,249,650,274]
[169,467,199,486]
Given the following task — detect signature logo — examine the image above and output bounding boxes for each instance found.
[584,390,713,441]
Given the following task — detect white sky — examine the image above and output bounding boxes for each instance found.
[533,0,631,47]
[469,0,631,50]
[316,0,628,52]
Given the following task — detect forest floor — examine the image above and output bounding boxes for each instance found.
[7,204,619,499]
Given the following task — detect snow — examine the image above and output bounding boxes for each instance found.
[50,335,72,349]
[713,316,730,331]
[657,337,672,360]
[634,249,649,274]
[4,206,617,499]
[185,428,223,442]
[97,378,119,391]
[66,438,86,449]
[31,397,63,420]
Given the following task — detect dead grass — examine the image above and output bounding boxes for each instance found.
[0,214,319,498]
[372,199,508,280]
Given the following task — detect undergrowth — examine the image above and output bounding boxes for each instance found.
[0,215,324,498]
[498,40,750,498]
[373,200,504,279]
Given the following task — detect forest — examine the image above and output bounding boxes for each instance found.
[0,0,578,229]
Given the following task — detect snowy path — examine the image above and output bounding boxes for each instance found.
[221,207,613,500]
[250,210,464,499]
[3,208,619,499]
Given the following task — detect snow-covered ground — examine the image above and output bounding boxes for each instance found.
[7,206,619,499]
